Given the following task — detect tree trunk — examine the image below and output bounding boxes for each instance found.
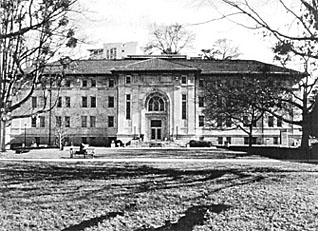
[1,121,5,152]
[248,125,253,154]
[0,119,2,152]
[301,113,311,158]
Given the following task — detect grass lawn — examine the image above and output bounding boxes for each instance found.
[0,154,318,230]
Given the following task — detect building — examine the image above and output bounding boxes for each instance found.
[88,42,138,60]
[8,55,303,147]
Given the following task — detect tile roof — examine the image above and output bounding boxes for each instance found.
[111,58,198,72]
[45,58,302,76]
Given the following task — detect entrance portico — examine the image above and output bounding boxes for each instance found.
[143,91,170,142]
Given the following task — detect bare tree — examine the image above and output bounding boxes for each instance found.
[201,38,241,60]
[144,23,195,55]
[200,0,318,151]
[0,0,78,151]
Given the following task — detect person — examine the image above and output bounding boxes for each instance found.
[79,143,87,154]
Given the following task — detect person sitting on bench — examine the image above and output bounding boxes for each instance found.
[76,143,88,154]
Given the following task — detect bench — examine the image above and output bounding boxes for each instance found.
[69,146,95,158]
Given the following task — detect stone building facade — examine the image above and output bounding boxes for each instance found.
[8,55,302,147]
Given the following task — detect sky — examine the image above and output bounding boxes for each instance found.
[71,0,289,65]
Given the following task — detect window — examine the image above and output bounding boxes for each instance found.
[226,118,232,127]
[90,116,96,128]
[199,79,204,87]
[277,118,282,127]
[243,116,249,127]
[65,97,71,108]
[65,116,70,127]
[181,76,187,84]
[82,97,87,108]
[56,116,62,127]
[148,96,164,112]
[126,94,131,120]
[109,78,114,87]
[126,76,131,84]
[57,97,62,107]
[252,120,257,127]
[226,137,231,144]
[31,117,37,127]
[91,96,96,108]
[39,116,45,128]
[91,79,96,87]
[35,137,40,145]
[273,137,279,145]
[81,116,87,127]
[82,137,87,144]
[108,96,114,108]
[244,137,249,145]
[82,80,87,87]
[182,94,187,120]
[218,137,223,145]
[268,116,274,127]
[32,97,37,108]
[108,116,114,127]
[65,80,71,87]
[199,116,204,127]
[198,97,204,107]
[217,116,223,127]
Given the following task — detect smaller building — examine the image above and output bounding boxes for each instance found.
[88,42,138,60]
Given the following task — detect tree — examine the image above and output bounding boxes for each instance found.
[203,75,295,148]
[201,38,241,60]
[144,23,195,55]
[0,0,78,151]
[203,0,318,150]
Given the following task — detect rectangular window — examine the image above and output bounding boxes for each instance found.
[82,137,87,144]
[199,79,204,87]
[108,116,114,127]
[218,137,223,145]
[57,97,62,107]
[217,116,223,127]
[39,116,45,128]
[182,94,187,120]
[268,116,274,127]
[32,97,37,108]
[226,137,231,144]
[82,80,87,87]
[181,76,187,84]
[199,116,204,127]
[56,116,62,127]
[126,76,131,84]
[126,94,131,120]
[252,120,257,127]
[244,137,249,145]
[273,137,279,145]
[109,78,114,87]
[277,118,282,127]
[31,117,37,128]
[91,79,96,87]
[65,97,71,108]
[65,80,71,87]
[226,118,232,127]
[65,116,70,127]
[91,96,96,108]
[243,116,249,127]
[108,96,114,108]
[35,137,40,145]
[90,116,96,128]
[82,96,87,108]
[198,97,204,107]
[81,116,87,127]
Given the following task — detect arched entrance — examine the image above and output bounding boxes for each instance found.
[144,92,169,142]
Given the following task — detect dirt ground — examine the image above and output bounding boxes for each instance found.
[0,149,317,230]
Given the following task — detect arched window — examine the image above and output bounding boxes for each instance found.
[148,96,165,112]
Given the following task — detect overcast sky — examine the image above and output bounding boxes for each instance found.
[72,0,288,64]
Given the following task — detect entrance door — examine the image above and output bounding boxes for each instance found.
[150,120,162,140]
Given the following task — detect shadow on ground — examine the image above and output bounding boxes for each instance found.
[134,204,231,231]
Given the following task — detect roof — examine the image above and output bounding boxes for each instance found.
[111,58,198,72]
[44,58,302,76]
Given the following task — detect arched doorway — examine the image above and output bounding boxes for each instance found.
[144,92,169,142]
